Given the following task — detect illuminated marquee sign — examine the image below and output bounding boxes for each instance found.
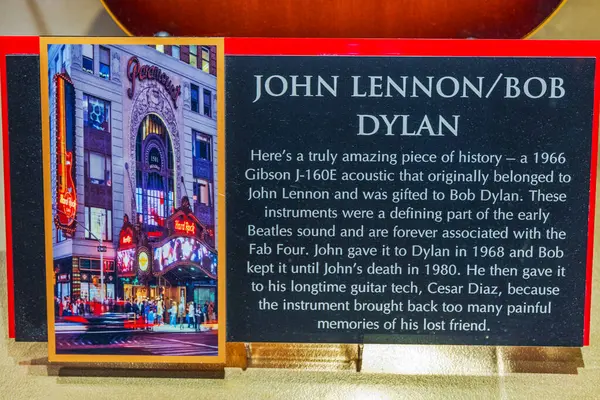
[153,237,217,279]
[127,56,181,107]
[54,73,77,237]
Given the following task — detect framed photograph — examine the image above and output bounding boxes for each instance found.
[40,37,225,363]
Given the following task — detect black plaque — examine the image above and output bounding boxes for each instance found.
[6,55,47,342]
[226,56,596,346]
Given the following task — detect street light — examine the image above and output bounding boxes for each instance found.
[98,210,105,303]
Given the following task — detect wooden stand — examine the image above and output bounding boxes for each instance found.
[14,343,585,377]
[21,357,225,379]
[231,343,584,375]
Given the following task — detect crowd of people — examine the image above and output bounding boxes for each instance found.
[54,294,217,332]
[54,295,114,317]
[124,298,216,331]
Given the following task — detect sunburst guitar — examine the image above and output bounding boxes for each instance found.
[102,0,566,38]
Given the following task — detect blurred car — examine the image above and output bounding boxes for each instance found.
[84,313,129,331]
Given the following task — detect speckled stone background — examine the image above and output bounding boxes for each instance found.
[1,0,600,399]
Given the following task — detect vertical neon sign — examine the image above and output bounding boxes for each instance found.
[54,73,77,237]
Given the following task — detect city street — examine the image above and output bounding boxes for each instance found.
[56,328,218,356]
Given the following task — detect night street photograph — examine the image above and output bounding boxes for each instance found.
[48,41,220,359]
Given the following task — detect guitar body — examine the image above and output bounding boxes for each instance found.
[57,152,77,226]
[102,0,565,39]
[54,72,78,236]
[63,152,77,220]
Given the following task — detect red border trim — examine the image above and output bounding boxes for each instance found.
[0,36,40,338]
[225,38,600,57]
[225,38,600,346]
[0,38,597,345]
[585,57,600,346]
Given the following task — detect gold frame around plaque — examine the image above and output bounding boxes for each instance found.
[40,36,227,365]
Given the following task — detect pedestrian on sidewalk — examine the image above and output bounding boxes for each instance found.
[193,302,198,331]
[147,309,155,331]
[170,302,177,327]
[144,301,150,325]
[208,302,215,322]
[125,298,131,314]
[62,297,68,316]
[187,302,195,328]
[157,300,163,325]
[194,303,203,331]
[178,301,185,330]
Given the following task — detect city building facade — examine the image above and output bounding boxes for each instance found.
[49,43,218,308]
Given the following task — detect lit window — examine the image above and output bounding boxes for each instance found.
[189,45,197,68]
[86,151,111,186]
[135,115,175,231]
[193,132,211,161]
[83,94,111,132]
[201,46,210,73]
[191,84,199,113]
[85,207,112,241]
[57,228,67,243]
[156,45,164,53]
[82,44,94,74]
[203,89,212,118]
[172,45,180,60]
[99,46,110,80]
[138,172,174,227]
[193,179,211,206]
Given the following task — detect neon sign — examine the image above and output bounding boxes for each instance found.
[54,73,77,236]
[174,218,196,235]
[122,235,132,245]
[59,192,76,214]
[118,224,135,249]
[126,56,181,107]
